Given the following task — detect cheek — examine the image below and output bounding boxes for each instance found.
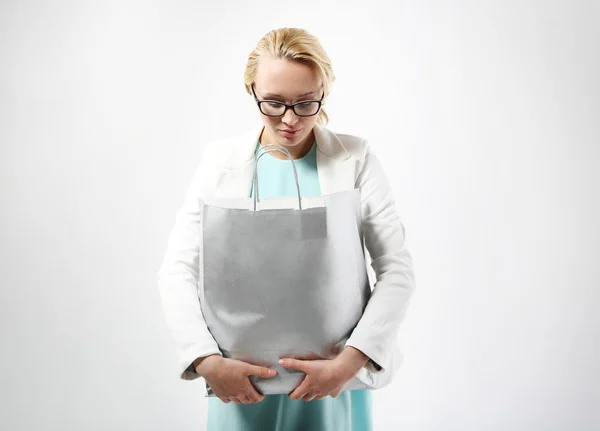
[264,117,279,129]
[302,118,318,133]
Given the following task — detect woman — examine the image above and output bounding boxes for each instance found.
[157,27,416,431]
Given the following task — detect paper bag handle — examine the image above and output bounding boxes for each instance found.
[252,144,303,211]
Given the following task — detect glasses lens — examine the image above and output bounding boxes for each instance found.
[294,101,320,116]
[261,102,286,116]
[259,101,321,117]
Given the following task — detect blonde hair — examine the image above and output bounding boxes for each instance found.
[244,28,335,125]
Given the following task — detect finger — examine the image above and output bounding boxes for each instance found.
[246,387,265,404]
[238,395,251,404]
[246,364,277,378]
[289,389,308,400]
[288,381,310,400]
[316,395,327,400]
[279,358,309,373]
[242,378,266,403]
[229,397,241,404]
[331,390,342,398]
[302,393,317,402]
[219,397,231,403]
[252,393,265,403]
[291,352,325,361]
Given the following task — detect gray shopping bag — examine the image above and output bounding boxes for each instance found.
[197,145,375,396]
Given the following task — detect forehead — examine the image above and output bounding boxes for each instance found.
[254,57,322,98]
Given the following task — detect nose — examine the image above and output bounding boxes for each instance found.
[281,107,299,126]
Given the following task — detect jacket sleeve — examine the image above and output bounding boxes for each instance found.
[156,148,222,381]
[344,140,416,375]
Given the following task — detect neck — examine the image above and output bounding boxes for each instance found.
[259,129,315,160]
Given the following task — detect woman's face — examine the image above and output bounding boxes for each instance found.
[252,56,323,151]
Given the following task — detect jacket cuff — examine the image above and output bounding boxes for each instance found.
[344,338,388,374]
[366,359,383,373]
[180,346,222,381]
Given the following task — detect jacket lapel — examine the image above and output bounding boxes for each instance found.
[313,124,357,195]
[215,124,357,198]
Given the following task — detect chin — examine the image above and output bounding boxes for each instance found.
[278,139,303,147]
[274,132,304,147]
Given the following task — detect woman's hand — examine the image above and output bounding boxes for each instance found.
[194,354,277,404]
[279,346,370,401]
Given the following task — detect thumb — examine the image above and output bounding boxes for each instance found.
[246,364,277,378]
[279,358,309,372]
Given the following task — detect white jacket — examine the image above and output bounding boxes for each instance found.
[156,123,416,390]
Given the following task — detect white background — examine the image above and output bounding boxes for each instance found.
[1,1,598,430]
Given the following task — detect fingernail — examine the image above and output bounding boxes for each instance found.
[279,359,286,366]
[269,368,276,376]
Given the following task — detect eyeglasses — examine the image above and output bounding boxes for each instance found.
[251,84,324,117]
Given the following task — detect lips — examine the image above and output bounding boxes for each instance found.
[279,129,301,138]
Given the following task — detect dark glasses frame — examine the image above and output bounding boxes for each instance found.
[251,83,325,117]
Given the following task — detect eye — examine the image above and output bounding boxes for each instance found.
[267,102,283,108]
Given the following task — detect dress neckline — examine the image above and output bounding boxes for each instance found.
[255,140,316,162]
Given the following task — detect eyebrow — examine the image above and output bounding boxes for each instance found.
[261,90,319,100]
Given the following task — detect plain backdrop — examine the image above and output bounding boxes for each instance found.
[1,0,598,430]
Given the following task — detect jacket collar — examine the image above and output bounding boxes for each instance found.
[217,123,355,198]
[225,123,351,169]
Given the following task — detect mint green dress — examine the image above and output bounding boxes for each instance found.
[206,140,373,430]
